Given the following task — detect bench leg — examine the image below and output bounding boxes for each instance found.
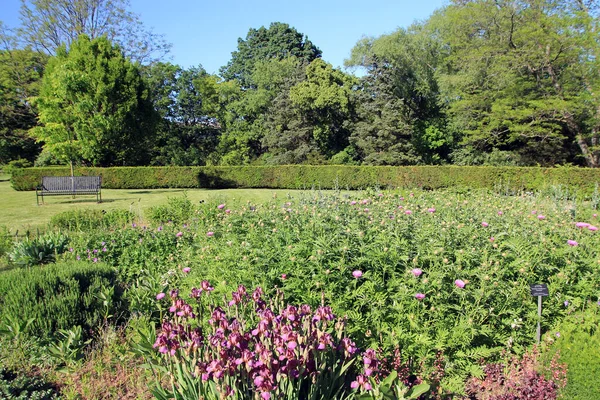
[36,193,39,206]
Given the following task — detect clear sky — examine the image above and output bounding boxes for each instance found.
[1,0,448,74]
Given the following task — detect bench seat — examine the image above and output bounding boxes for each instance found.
[36,176,102,205]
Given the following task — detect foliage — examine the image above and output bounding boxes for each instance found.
[18,0,171,63]
[47,325,90,371]
[8,231,69,267]
[146,193,194,225]
[11,165,600,198]
[32,35,157,168]
[0,260,118,339]
[542,305,600,399]
[0,368,58,400]
[49,208,135,231]
[3,159,33,175]
[465,349,567,399]
[0,26,46,164]
[220,22,321,88]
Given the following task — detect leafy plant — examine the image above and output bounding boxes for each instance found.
[48,326,91,372]
[8,232,69,267]
[0,368,58,400]
[146,193,194,225]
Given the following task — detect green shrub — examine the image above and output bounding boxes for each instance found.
[0,260,118,340]
[543,305,600,400]
[49,209,135,231]
[8,232,69,267]
[3,159,33,176]
[10,165,600,198]
[146,193,194,225]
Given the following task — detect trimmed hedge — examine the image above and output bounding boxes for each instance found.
[10,165,600,196]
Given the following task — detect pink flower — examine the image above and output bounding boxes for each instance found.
[567,240,578,246]
[225,209,231,214]
[411,268,423,277]
[207,231,214,237]
[176,231,183,237]
[481,221,489,227]
[156,293,165,300]
[498,211,503,215]
[415,293,426,300]
[405,210,412,215]
[576,222,590,228]
[183,267,191,274]
[538,215,546,220]
[594,214,598,218]
[353,270,363,278]
[489,237,495,242]
[350,201,357,205]
[428,208,436,213]
[281,274,287,280]
[217,204,225,209]
[351,375,372,391]
[455,279,466,288]
[588,225,598,231]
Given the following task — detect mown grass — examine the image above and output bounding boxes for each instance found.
[0,180,310,231]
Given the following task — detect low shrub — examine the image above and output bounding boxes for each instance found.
[8,232,69,267]
[146,193,194,225]
[543,305,600,400]
[0,260,119,340]
[49,209,135,231]
[0,369,58,400]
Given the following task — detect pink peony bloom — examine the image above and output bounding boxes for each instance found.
[481,221,489,227]
[350,201,357,205]
[405,210,412,215]
[183,267,191,274]
[411,268,423,277]
[567,240,578,246]
[156,293,165,300]
[455,279,466,288]
[498,211,503,215]
[225,209,231,214]
[415,293,426,300]
[576,222,590,228]
[207,231,214,237]
[537,215,546,220]
[589,225,598,231]
[281,274,287,280]
[217,204,225,209]
[428,208,436,213]
[352,270,363,278]
[176,231,183,237]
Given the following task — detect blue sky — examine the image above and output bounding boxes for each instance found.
[1,0,448,74]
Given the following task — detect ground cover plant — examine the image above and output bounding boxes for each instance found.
[0,187,597,398]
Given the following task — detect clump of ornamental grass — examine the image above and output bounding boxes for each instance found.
[148,282,384,400]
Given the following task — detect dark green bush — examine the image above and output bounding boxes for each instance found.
[0,260,118,340]
[49,209,135,231]
[544,305,600,400]
[10,165,600,197]
[8,232,69,267]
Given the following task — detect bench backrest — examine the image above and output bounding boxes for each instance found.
[42,176,101,191]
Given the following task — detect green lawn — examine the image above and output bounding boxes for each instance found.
[0,180,310,231]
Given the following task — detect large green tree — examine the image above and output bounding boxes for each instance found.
[32,34,157,171]
[430,0,600,166]
[220,22,321,88]
[0,23,47,164]
[19,0,170,63]
[143,62,221,166]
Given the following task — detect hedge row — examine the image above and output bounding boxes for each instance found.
[10,165,600,196]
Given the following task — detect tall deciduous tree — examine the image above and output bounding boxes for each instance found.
[430,0,600,166]
[220,22,321,88]
[0,23,46,164]
[32,35,156,171]
[19,0,170,64]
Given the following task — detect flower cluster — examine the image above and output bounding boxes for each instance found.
[153,284,376,399]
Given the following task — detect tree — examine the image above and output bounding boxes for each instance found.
[32,34,157,172]
[346,26,454,164]
[220,22,321,88]
[143,62,221,166]
[0,23,47,164]
[262,59,357,164]
[19,0,170,63]
[429,0,600,166]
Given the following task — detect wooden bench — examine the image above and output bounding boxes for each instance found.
[36,176,102,205]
